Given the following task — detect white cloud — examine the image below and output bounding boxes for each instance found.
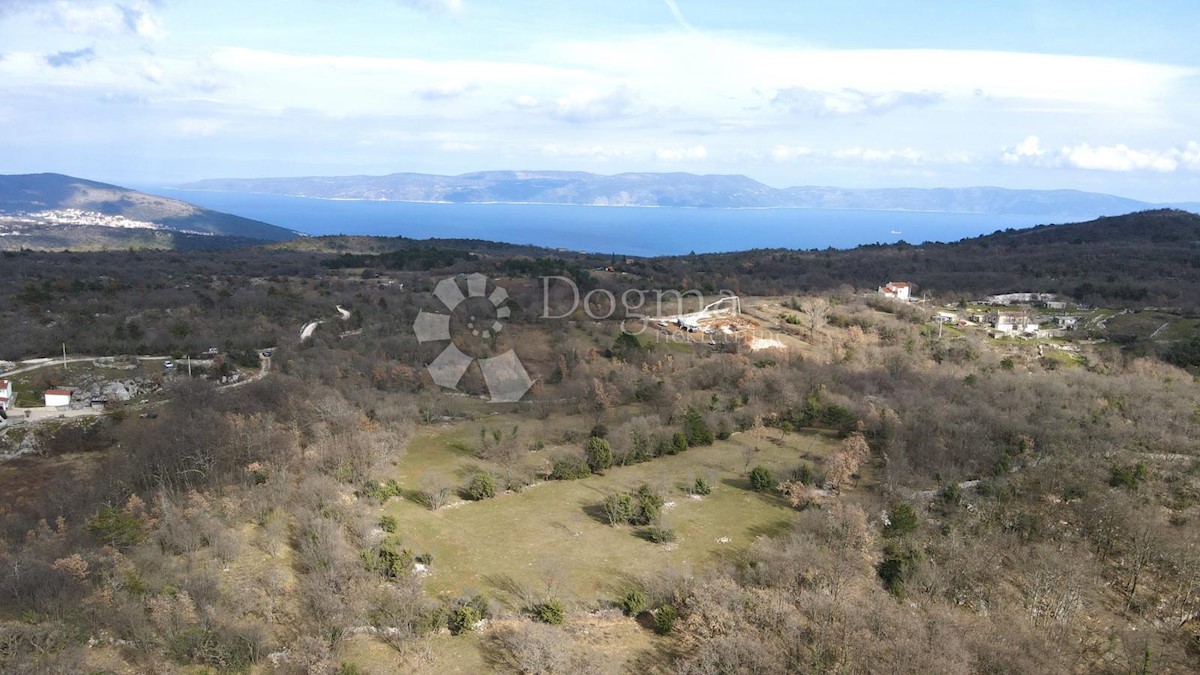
[832,147,923,163]
[119,2,164,40]
[510,95,539,109]
[540,143,632,160]
[415,81,477,100]
[439,141,478,151]
[1002,137,1200,172]
[772,87,941,116]
[177,117,226,137]
[547,88,638,123]
[395,0,463,14]
[17,0,165,39]
[1001,135,1046,164]
[1061,143,1178,172]
[770,145,816,161]
[768,145,964,165]
[655,144,707,162]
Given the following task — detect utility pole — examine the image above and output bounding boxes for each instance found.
[62,343,67,370]
[187,355,192,377]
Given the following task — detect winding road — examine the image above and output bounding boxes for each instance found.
[300,305,352,341]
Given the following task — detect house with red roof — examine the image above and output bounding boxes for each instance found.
[44,389,72,409]
[878,281,912,301]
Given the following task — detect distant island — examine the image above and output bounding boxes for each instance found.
[178,170,1200,220]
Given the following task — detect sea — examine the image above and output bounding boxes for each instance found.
[146,187,1061,257]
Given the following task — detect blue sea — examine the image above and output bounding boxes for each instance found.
[146,187,1057,257]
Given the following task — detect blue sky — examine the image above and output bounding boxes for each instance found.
[1,0,1198,200]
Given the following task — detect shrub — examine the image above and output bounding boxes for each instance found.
[448,595,488,634]
[362,537,413,580]
[603,493,637,526]
[467,472,497,500]
[621,590,646,616]
[683,407,715,446]
[585,436,613,473]
[748,466,774,492]
[378,515,398,533]
[448,605,481,634]
[589,423,608,439]
[88,505,146,548]
[644,524,676,543]
[532,600,565,625]
[939,483,962,506]
[632,484,665,525]
[1109,463,1148,489]
[884,503,919,538]
[359,479,402,504]
[691,476,712,496]
[550,455,592,480]
[878,542,922,597]
[654,605,678,635]
[671,432,689,455]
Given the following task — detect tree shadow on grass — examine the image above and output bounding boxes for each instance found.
[446,440,478,457]
[482,573,533,611]
[746,518,793,539]
[720,476,753,491]
[581,501,615,526]
[399,488,435,510]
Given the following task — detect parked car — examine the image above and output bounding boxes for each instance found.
[163,359,175,369]
[138,412,158,419]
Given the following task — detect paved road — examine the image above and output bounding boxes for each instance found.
[1,355,169,379]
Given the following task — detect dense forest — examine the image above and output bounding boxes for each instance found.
[633,209,1200,310]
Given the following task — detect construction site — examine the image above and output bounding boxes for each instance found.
[651,295,791,351]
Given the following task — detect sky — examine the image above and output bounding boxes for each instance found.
[0,0,1198,201]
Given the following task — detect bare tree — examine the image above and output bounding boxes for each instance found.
[799,297,830,342]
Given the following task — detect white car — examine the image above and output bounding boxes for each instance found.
[163,359,175,369]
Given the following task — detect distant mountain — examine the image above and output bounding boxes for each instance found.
[0,173,299,247]
[178,170,1192,219]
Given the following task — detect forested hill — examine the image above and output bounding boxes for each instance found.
[646,209,1200,309]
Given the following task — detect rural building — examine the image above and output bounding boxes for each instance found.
[0,379,12,413]
[878,281,912,300]
[935,311,958,324]
[1054,315,1080,329]
[989,311,1040,335]
[44,389,72,408]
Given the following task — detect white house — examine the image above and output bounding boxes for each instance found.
[0,379,12,413]
[1054,315,1080,329]
[934,311,958,324]
[878,281,912,301]
[989,311,1040,335]
[44,389,72,408]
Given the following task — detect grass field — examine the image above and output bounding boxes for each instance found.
[379,416,837,607]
